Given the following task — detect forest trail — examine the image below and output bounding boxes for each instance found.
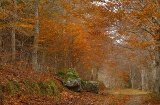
[104,89,150,105]
[125,95,144,105]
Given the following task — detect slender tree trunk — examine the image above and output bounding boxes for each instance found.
[129,65,134,88]
[145,70,149,91]
[0,1,2,65]
[0,29,2,55]
[0,1,2,52]
[11,0,17,64]
[54,54,58,71]
[152,53,156,90]
[141,69,145,91]
[91,68,94,80]
[96,68,99,80]
[40,50,46,71]
[32,0,39,71]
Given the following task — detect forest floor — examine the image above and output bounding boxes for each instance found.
[0,65,160,105]
[55,89,160,105]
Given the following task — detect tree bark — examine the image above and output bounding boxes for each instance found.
[11,0,17,64]
[153,28,160,93]
[145,70,149,91]
[153,50,160,93]
[91,68,94,80]
[0,1,2,65]
[141,69,145,91]
[129,65,134,88]
[96,68,99,80]
[32,0,39,71]
[0,1,2,51]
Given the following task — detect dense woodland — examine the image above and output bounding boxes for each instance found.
[0,0,160,104]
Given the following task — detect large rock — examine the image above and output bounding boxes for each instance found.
[63,78,82,92]
[81,80,99,94]
[57,68,82,92]
[57,68,99,93]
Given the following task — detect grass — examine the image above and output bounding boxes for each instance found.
[106,89,149,95]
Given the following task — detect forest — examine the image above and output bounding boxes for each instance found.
[0,0,160,104]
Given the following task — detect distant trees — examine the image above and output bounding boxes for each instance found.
[100,0,160,93]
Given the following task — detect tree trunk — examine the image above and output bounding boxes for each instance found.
[153,50,160,93]
[54,54,58,71]
[95,68,99,80]
[0,1,2,65]
[32,0,39,71]
[141,69,145,91]
[11,0,17,64]
[91,68,94,80]
[153,28,160,93]
[145,70,149,91]
[129,65,134,88]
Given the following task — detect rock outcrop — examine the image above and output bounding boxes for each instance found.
[57,68,99,94]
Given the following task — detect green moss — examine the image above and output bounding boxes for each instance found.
[23,80,57,95]
[38,82,48,94]
[14,81,21,91]
[57,68,78,80]
[23,80,40,94]
[0,80,21,96]
[49,80,59,96]
[57,71,66,79]
[6,81,16,95]
[81,79,88,88]
[0,79,59,96]
[9,82,15,95]
[37,80,59,96]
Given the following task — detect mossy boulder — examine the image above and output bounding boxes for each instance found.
[81,80,99,94]
[57,68,99,93]
[57,68,82,92]
[57,68,79,80]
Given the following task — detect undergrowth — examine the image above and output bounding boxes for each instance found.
[0,80,59,96]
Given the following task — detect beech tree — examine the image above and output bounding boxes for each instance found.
[11,0,17,63]
[32,0,39,71]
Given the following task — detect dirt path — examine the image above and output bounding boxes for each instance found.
[104,89,149,105]
[125,95,143,105]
